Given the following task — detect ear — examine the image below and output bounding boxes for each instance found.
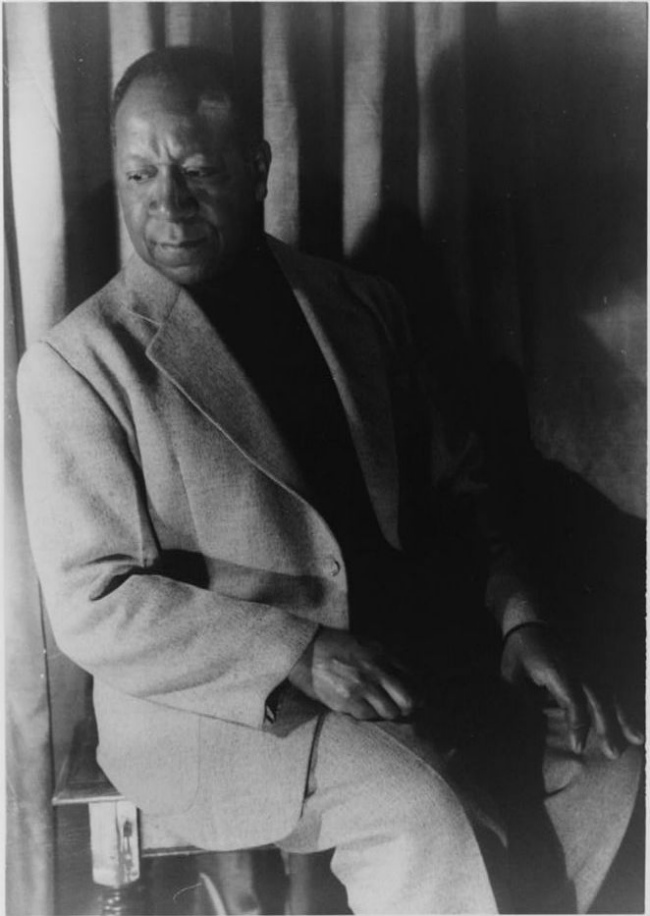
[250,140,271,203]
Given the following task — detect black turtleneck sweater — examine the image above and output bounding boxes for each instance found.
[188,240,408,639]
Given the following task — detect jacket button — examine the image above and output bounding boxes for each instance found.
[328,557,342,577]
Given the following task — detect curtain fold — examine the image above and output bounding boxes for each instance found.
[4,4,645,912]
[262,4,300,246]
[5,4,67,345]
[5,244,55,916]
[342,3,386,258]
[497,2,647,515]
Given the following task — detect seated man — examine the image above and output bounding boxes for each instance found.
[18,46,642,914]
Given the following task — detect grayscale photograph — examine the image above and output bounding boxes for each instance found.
[5,3,646,914]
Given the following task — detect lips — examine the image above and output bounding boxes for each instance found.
[157,238,205,249]
[153,237,208,265]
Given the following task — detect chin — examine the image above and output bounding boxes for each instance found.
[158,262,218,286]
[143,249,222,286]
[135,237,222,286]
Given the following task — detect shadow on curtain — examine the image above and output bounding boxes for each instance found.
[4,3,646,913]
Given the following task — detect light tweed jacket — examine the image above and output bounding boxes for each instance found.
[18,237,537,850]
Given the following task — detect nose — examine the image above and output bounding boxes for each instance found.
[149,167,197,220]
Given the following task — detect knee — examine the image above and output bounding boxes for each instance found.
[334,763,504,915]
[342,720,505,847]
[546,736,643,801]
[594,742,643,804]
[377,759,485,849]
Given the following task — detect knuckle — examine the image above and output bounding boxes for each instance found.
[351,702,373,720]
[336,684,355,703]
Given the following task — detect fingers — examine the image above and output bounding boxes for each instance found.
[543,671,631,759]
[552,681,644,759]
[344,641,415,719]
[582,687,645,758]
[563,691,591,755]
[582,685,626,759]
[375,669,415,716]
[536,666,591,754]
[507,629,635,758]
[352,660,415,720]
[348,683,404,721]
[322,655,414,721]
[616,705,645,746]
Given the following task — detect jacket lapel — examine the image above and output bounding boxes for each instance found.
[124,244,400,549]
[124,255,311,504]
[269,240,400,549]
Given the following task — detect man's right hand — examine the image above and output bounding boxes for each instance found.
[287,627,415,721]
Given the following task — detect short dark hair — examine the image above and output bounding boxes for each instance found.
[111,46,255,146]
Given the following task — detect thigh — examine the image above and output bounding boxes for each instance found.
[277,711,505,855]
[539,706,642,913]
[444,680,642,913]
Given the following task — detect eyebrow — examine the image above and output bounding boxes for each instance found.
[197,97,233,118]
[119,155,153,166]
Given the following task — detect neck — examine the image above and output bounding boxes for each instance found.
[189,235,267,297]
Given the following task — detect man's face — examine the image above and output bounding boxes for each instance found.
[114,76,270,285]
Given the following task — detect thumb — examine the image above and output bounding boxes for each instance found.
[541,668,590,753]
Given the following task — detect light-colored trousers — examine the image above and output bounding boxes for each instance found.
[270,703,641,914]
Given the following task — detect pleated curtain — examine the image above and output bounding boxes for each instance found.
[4,4,646,913]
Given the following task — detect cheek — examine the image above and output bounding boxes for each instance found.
[120,199,159,260]
[199,195,243,236]
[119,192,147,234]
[205,188,255,232]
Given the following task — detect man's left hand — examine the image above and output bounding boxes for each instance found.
[501,624,644,758]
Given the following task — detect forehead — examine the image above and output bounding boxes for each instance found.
[115,75,236,148]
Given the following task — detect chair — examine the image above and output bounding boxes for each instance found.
[52,712,317,915]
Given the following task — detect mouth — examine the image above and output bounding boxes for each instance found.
[152,237,210,266]
[157,238,206,250]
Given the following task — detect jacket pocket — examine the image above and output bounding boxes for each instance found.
[94,681,200,815]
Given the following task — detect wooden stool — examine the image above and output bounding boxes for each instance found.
[52,715,310,915]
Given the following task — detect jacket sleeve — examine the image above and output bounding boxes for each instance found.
[374,278,544,638]
[18,341,319,729]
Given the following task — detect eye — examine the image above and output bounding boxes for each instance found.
[126,168,155,184]
[182,165,226,181]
